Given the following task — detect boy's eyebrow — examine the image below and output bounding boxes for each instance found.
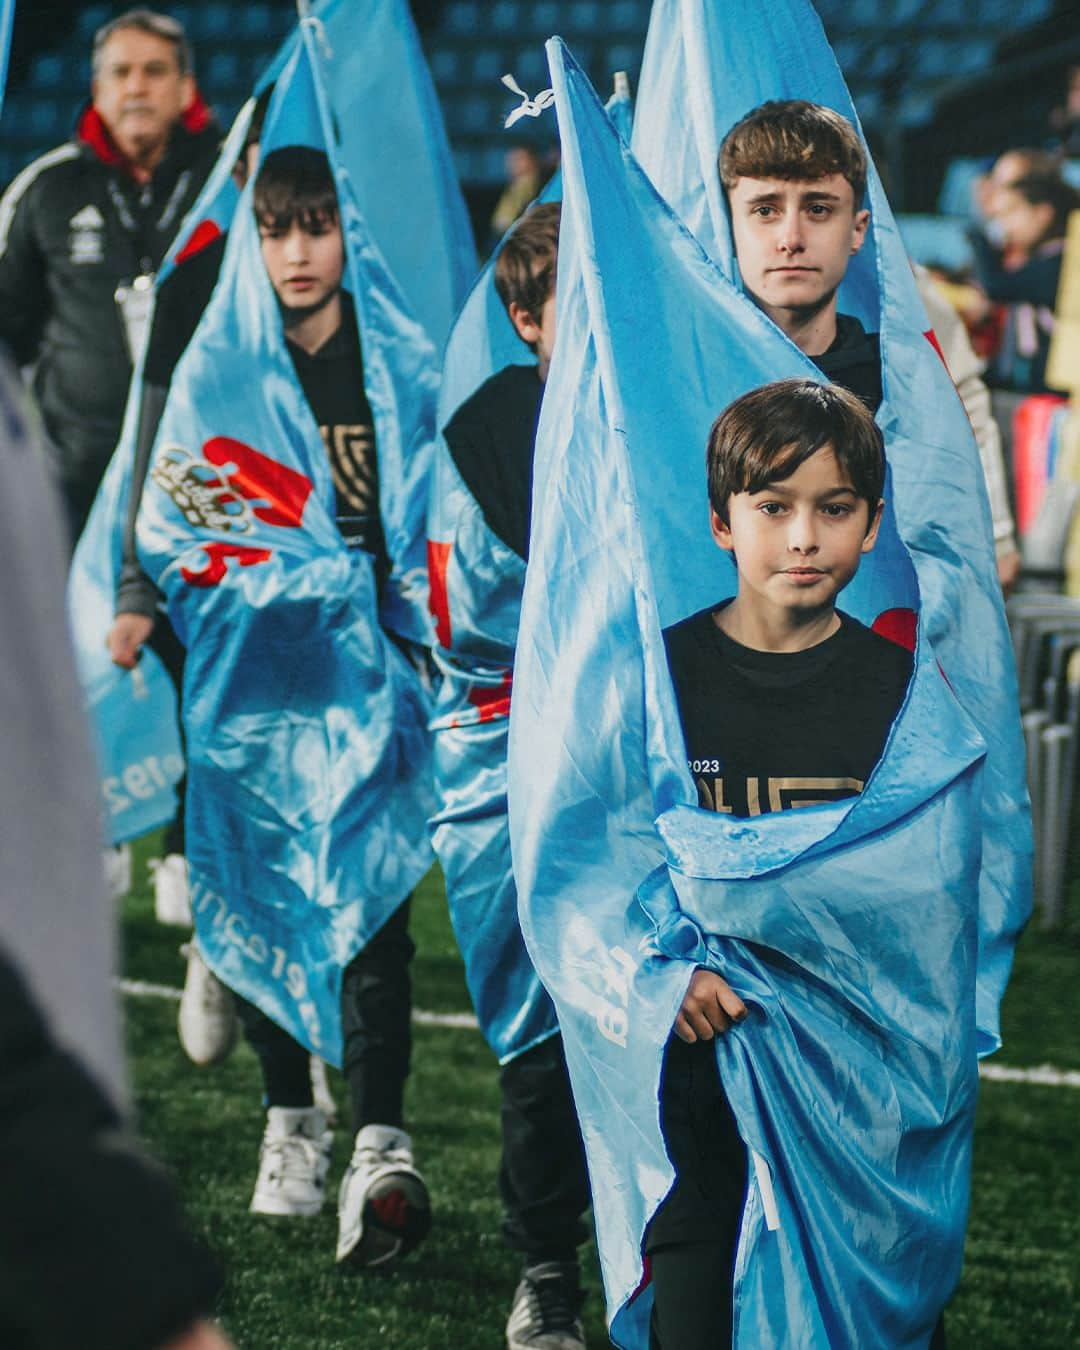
[748,481,858,497]
[742,188,845,205]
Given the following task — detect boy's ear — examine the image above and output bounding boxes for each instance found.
[508,301,541,347]
[850,207,871,256]
[860,498,885,553]
[709,505,735,552]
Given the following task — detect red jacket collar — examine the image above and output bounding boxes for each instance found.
[76,91,214,175]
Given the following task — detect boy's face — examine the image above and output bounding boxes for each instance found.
[727,174,869,323]
[258,214,344,311]
[711,443,882,622]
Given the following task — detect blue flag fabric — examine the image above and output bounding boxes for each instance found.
[508,38,1030,1349]
[262,0,474,355]
[68,0,472,846]
[631,0,1030,1061]
[66,103,257,846]
[135,30,436,1064]
[428,86,631,1063]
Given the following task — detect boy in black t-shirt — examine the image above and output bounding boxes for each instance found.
[434,204,594,1350]
[654,379,920,1350]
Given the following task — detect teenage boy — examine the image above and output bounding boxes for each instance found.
[719,100,878,408]
[655,378,932,1350]
[176,145,428,1270]
[434,202,593,1350]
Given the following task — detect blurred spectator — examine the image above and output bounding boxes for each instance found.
[969,169,1080,393]
[915,263,1020,594]
[1048,63,1080,157]
[488,140,547,251]
[973,147,1059,247]
[0,345,230,1350]
[0,8,218,548]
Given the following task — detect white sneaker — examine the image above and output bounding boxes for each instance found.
[505,1261,586,1350]
[336,1124,432,1268]
[103,844,132,900]
[151,853,192,926]
[250,1106,333,1217]
[177,942,238,1066]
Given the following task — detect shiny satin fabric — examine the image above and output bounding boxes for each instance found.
[135,32,435,1064]
[66,101,256,845]
[68,0,473,845]
[507,39,1030,1350]
[427,85,633,1065]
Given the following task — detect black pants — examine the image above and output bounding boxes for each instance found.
[646,1037,948,1350]
[497,1033,592,1265]
[146,614,187,857]
[237,899,415,1131]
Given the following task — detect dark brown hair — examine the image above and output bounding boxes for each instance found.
[707,379,884,523]
[494,202,560,322]
[253,146,339,232]
[718,100,868,208]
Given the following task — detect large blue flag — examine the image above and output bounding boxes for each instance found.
[427,83,632,1063]
[68,0,472,846]
[631,0,1030,1061]
[134,29,436,1064]
[508,38,1030,1348]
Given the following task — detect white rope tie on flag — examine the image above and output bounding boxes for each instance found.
[296,0,333,59]
[501,73,555,128]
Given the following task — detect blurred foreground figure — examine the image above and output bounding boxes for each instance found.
[0,353,230,1350]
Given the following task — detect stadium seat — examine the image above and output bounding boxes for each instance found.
[444,2,481,36]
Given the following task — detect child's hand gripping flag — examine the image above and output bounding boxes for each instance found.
[134,30,436,1064]
[508,39,1029,1349]
[631,0,1030,1059]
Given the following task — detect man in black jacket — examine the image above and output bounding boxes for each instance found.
[0,8,218,547]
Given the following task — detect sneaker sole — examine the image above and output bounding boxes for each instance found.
[337,1175,432,1271]
[250,1194,325,1218]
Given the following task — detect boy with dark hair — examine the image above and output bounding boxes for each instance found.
[433,201,594,1350]
[153,144,429,1273]
[654,378,921,1350]
[718,100,879,410]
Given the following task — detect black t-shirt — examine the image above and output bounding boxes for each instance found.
[442,363,544,561]
[663,605,912,816]
[284,292,388,579]
[815,312,882,413]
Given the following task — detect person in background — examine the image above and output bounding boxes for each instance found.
[969,169,1080,394]
[915,263,1021,593]
[0,7,218,548]
[488,140,545,252]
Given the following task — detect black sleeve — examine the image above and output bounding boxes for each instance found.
[968,229,1063,308]
[0,948,221,1350]
[0,178,49,366]
[115,234,226,616]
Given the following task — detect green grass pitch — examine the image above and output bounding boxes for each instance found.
[120,832,1080,1348]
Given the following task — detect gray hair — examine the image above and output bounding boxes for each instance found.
[92,9,194,78]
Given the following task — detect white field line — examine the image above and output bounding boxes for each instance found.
[116,978,1080,1081]
[115,976,480,1030]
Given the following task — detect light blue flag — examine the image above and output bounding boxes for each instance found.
[135,29,436,1064]
[68,0,472,846]
[428,83,632,1063]
[508,39,1030,1348]
[66,102,257,846]
[631,0,1030,1060]
[262,0,474,354]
